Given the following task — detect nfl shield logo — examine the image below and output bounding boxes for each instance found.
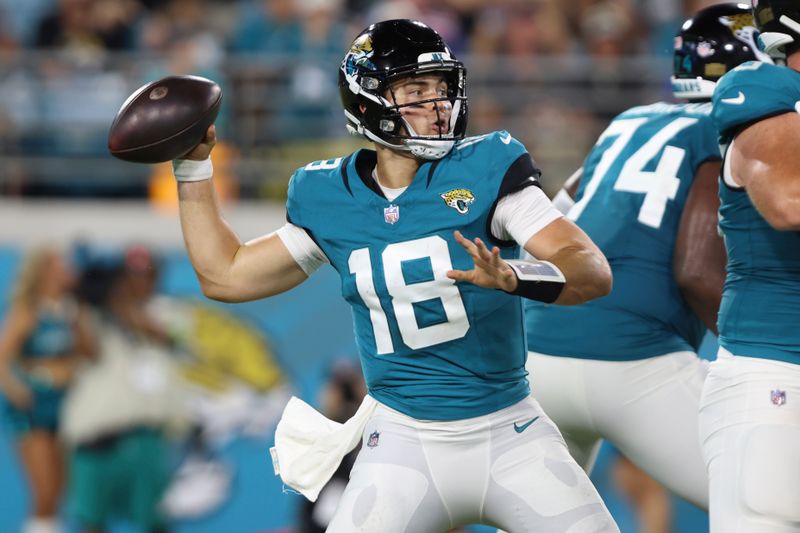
[384,204,400,224]
[367,431,380,448]
[697,41,715,58]
[771,389,786,406]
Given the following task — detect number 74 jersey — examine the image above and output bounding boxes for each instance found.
[527,102,721,361]
[286,131,542,421]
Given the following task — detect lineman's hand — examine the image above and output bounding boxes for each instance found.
[447,230,518,292]
[180,125,217,161]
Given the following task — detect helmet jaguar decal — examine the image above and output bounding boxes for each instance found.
[720,12,769,60]
[344,34,375,76]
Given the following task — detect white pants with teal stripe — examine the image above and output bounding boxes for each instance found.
[700,348,800,533]
[327,396,618,532]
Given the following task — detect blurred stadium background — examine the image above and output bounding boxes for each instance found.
[0,0,728,531]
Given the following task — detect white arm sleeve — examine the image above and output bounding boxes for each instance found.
[490,186,563,247]
[276,223,329,276]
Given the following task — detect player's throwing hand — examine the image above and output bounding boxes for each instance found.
[182,125,217,161]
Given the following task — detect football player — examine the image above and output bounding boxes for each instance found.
[701,1,800,531]
[172,19,618,533]
[523,3,765,510]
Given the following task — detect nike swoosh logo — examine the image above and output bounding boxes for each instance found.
[721,91,745,105]
[513,416,540,433]
[500,132,512,144]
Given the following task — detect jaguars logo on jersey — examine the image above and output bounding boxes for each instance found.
[441,188,475,214]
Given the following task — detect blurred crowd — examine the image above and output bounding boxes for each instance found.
[0,0,734,58]
[0,0,732,198]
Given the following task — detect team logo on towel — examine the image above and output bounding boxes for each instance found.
[384,204,400,224]
[771,389,786,406]
[367,430,380,448]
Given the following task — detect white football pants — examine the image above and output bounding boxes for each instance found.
[327,396,619,533]
[699,348,800,533]
[526,350,709,509]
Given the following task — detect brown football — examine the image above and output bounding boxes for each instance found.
[108,75,222,163]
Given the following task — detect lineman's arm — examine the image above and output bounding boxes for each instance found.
[177,127,308,302]
[551,167,582,214]
[673,160,726,334]
[729,112,800,230]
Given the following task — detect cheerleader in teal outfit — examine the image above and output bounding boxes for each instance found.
[0,246,95,533]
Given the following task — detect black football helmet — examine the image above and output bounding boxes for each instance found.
[339,19,468,160]
[753,0,800,57]
[672,3,769,100]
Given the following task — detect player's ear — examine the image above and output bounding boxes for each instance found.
[359,103,366,114]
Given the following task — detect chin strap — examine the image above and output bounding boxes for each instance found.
[405,138,456,159]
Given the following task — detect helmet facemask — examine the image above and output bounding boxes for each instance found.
[751,0,800,58]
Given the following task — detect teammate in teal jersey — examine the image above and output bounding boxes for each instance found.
[171,19,617,533]
[701,1,800,531]
[522,3,765,510]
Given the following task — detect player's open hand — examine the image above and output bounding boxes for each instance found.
[180,125,217,161]
[447,231,518,292]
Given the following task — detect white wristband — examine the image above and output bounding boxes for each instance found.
[172,158,213,182]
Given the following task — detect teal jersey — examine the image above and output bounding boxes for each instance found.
[712,61,800,364]
[3,306,75,434]
[22,306,75,359]
[287,131,541,420]
[526,103,720,360]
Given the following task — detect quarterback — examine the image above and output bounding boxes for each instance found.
[172,19,617,533]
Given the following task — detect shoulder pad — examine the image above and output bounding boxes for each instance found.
[712,61,800,141]
[288,156,348,192]
[454,130,527,164]
[286,156,348,225]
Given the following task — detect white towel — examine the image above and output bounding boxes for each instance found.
[270,394,378,501]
